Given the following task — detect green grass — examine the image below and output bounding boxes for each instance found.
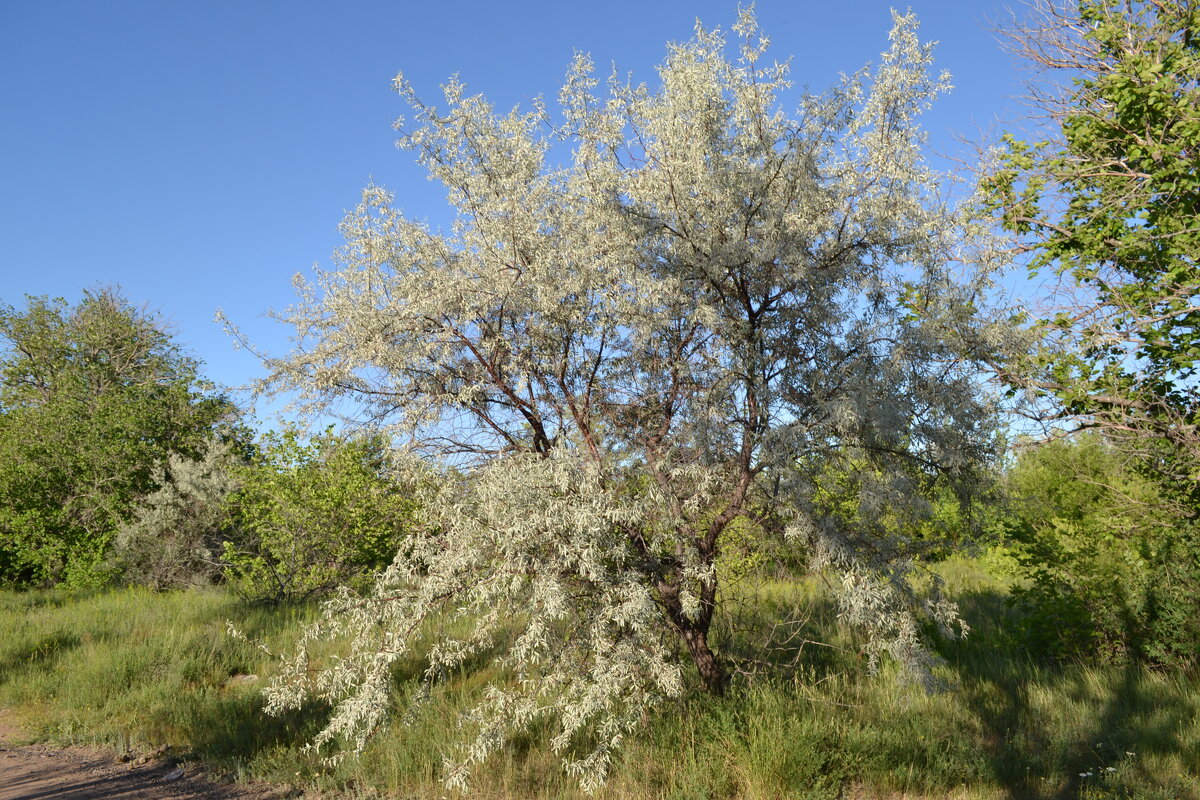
[0,587,332,779]
[1,555,1197,799]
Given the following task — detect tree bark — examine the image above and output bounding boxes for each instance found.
[653,573,729,695]
[681,625,728,695]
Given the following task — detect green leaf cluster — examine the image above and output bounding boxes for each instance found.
[1007,434,1200,669]
[0,290,236,587]
[222,427,420,603]
[984,0,1200,497]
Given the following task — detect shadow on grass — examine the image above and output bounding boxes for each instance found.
[0,631,82,683]
[166,610,514,784]
[169,689,330,771]
[0,589,85,614]
[943,587,1199,800]
[154,598,333,771]
[713,585,854,682]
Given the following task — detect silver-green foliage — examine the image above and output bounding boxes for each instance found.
[243,10,1001,790]
[110,436,242,590]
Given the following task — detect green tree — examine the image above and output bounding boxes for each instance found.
[0,289,236,587]
[222,427,419,604]
[980,0,1200,669]
[241,11,999,789]
[984,0,1200,503]
[1006,434,1199,668]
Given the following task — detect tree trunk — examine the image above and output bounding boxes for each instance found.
[682,626,728,695]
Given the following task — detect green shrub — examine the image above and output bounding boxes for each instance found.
[1007,434,1200,669]
[222,427,419,603]
[0,290,236,588]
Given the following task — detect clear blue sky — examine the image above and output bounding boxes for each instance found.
[1,0,1022,425]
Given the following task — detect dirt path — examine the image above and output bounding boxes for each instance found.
[0,712,289,800]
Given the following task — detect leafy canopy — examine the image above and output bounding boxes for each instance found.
[1006,433,1200,669]
[0,289,235,587]
[983,0,1200,501]
[243,10,1000,790]
[223,426,419,604]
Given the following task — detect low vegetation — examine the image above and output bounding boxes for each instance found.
[1,554,1196,800]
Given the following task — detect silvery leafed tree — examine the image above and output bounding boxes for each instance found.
[239,10,999,790]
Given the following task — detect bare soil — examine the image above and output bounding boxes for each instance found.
[0,711,290,800]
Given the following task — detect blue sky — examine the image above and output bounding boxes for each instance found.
[1,0,1022,425]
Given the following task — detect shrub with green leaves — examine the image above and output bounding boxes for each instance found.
[1007,434,1200,669]
[0,289,236,588]
[222,427,419,603]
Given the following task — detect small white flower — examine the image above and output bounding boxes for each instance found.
[1106,767,1117,773]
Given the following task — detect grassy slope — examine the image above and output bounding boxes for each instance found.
[0,556,1197,800]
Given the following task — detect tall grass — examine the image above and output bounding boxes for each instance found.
[1,555,1197,799]
[0,588,321,771]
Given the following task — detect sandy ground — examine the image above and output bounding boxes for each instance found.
[0,711,289,800]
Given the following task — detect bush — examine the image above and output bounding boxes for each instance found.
[0,290,236,587]
[1007,434,1200,669]
[222,427,419,603]
[109,436,244,590]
